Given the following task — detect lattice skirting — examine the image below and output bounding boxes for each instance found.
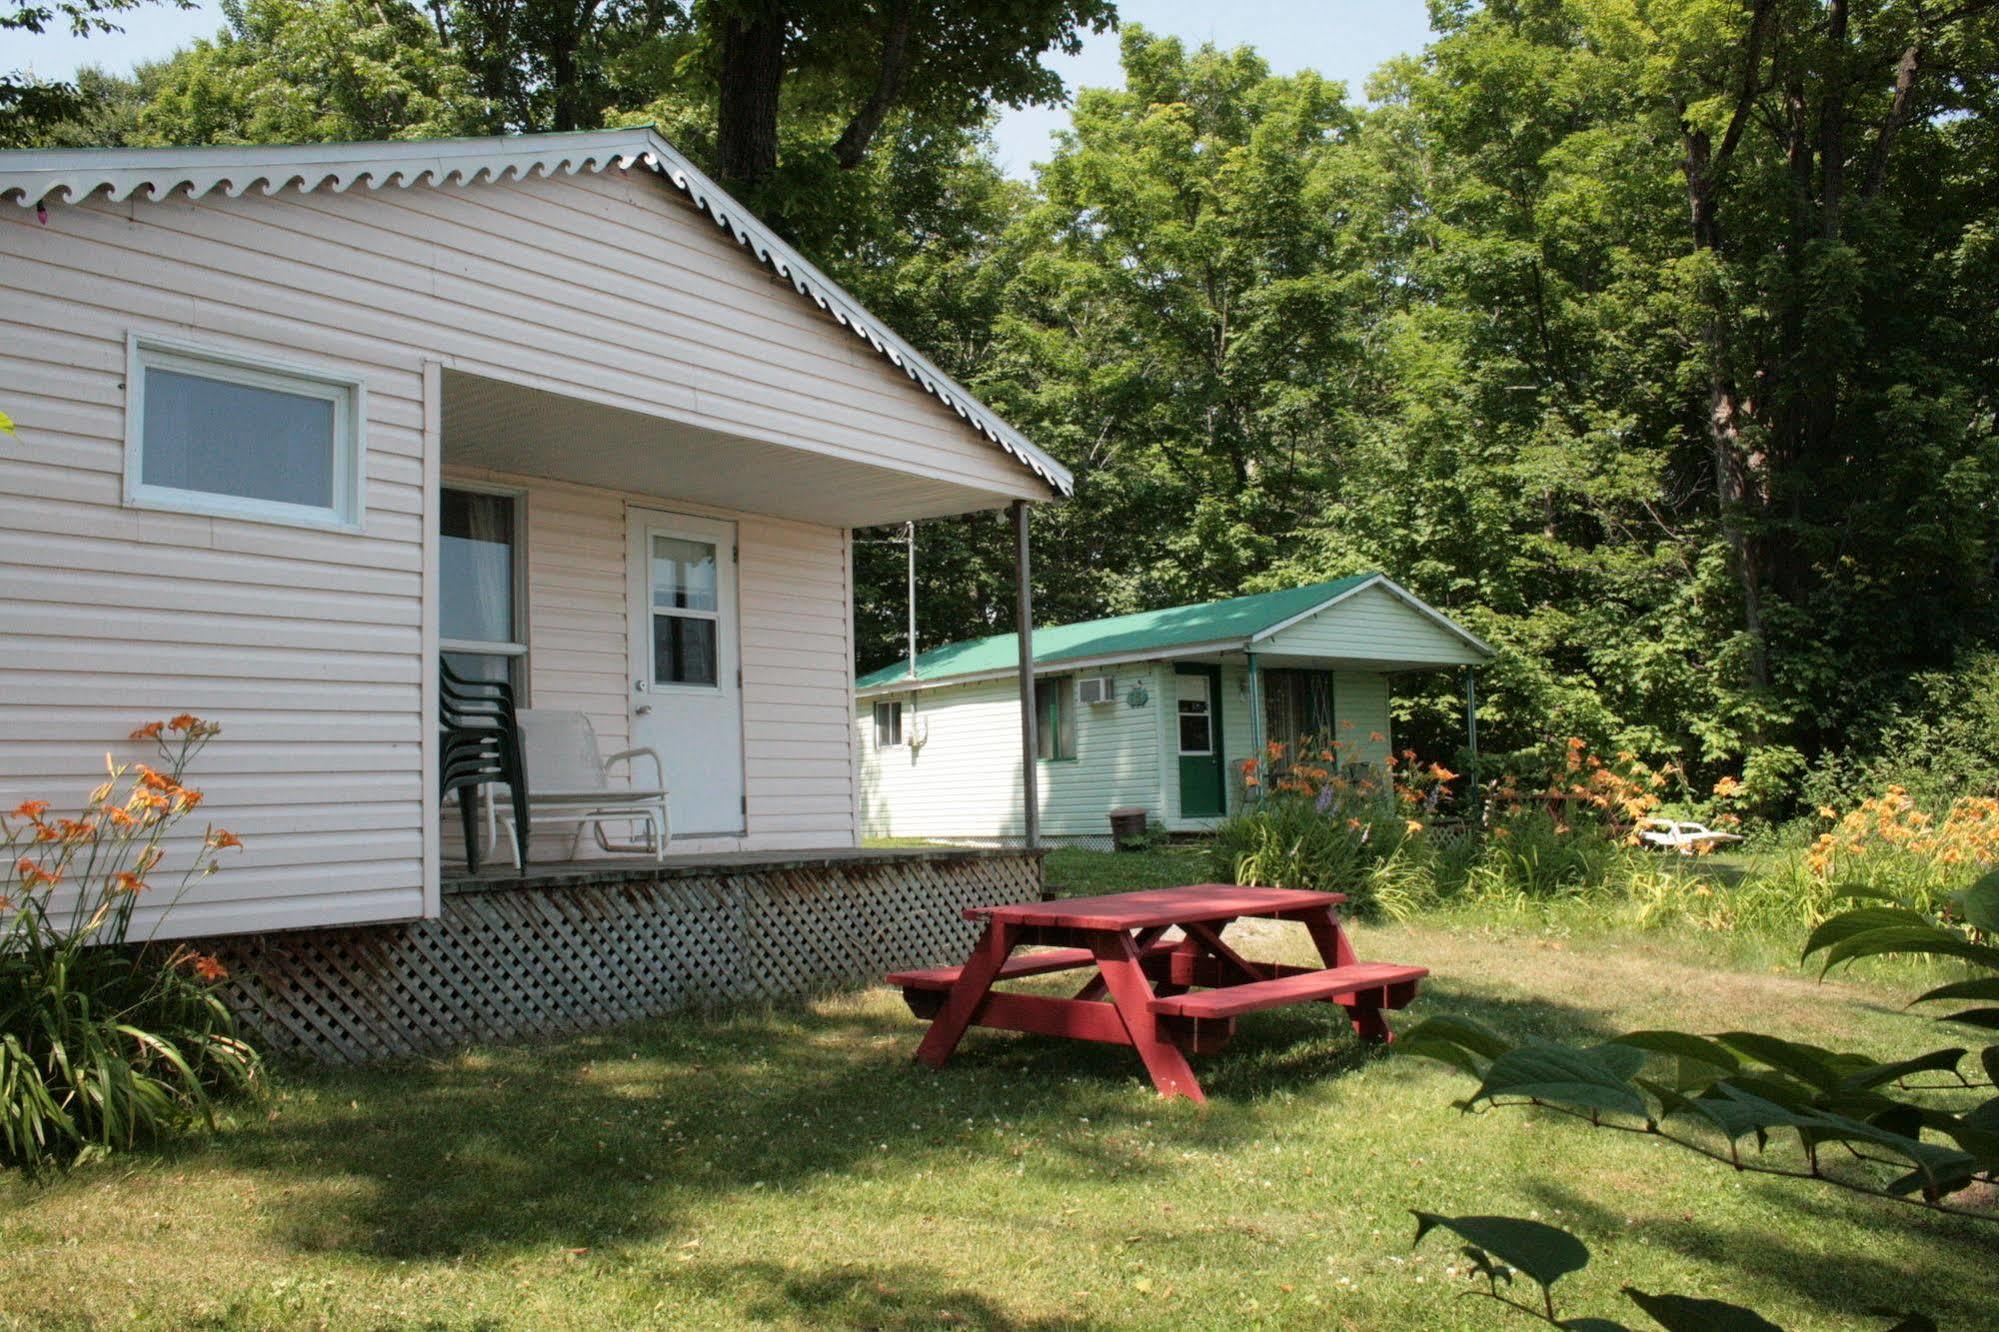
[196,851,1042,1064]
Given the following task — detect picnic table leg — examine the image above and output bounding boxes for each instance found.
[1072,924,1173,1001]
[914,920,1017,1068]
[1090,930,1205,1103]
[1302,907,1393,1044]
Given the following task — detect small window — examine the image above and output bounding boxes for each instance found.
[440,486,524,691]
[1035,676,1075,761]
[126,335,363,530]
[874,700,905,749]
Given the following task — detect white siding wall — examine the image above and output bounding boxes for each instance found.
[451,468,859,855]
[1264,583,1483,665]
[859,658,1400,840]
[859,666,1163,841]
[0,165,1006,936]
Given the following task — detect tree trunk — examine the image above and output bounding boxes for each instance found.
[715,2,788,189]
[832,0,917,169]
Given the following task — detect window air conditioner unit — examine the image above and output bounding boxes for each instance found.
[1077,675,1117,706]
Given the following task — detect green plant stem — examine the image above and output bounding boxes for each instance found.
[1485,1098,1999,1223]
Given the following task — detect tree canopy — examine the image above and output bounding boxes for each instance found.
[28,0,1999,807]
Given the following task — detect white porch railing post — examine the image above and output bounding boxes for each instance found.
[1012,500,1039,849]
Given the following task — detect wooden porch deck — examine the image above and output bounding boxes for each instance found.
[441,844,1046,895]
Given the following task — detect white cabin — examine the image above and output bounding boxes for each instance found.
[0,129,1069,943]
[857,576,1492,844]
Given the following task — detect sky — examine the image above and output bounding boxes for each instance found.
[13,0,1437,176]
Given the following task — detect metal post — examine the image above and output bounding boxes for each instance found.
[1245,653,1263,806]
[1464,666,1481,826]
[1012,501,1039,849]
[905,520,918,680]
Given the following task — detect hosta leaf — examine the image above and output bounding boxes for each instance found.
[1411,1212,1589,1291]
[1586,1041,1647,1082]
[1698,1083,1825,1142]
[1909,976,1999,1007]
[1622,1288,1786,1331]
[1472,1043,1649,1119]
[1843,1048,1966,1090]
[1955,870,1999,934]
[1718,1033,1854,1090]
[1983,1046,1999,1088]
[1802,907,1935,962]
[1817,926,1999,975]
[1609,1030,1741,1073]
[1399,1015,1514,1060]
[1558,1320,1633,1332]
[1940,1008,1999,1029]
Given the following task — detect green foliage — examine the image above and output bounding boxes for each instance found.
[1398,868,1999,1326]
[0,0,187,145]
[1,721,261,1175]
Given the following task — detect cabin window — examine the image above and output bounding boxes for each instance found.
[874,701,905,749]
[440,487,525,691]
[125,335,363,530]
[1035,676,1075,761]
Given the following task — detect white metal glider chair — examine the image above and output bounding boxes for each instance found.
[1637,817,1743,856]
[492,709,670,867]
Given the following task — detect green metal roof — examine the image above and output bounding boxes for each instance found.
[857,574,1379,690]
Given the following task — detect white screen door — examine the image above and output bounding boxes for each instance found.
[626,508,745,835]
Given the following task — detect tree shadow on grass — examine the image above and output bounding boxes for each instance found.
[1519,1176,1994,1328]
[207,972,1623,1273]
[680,1259,1088,1331]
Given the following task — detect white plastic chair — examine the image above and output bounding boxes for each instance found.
[492,709,670,867]
[1637,817,1743,856]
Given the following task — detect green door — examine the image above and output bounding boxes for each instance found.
[1175,663,1225,818]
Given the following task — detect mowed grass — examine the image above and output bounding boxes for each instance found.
[1,851,1990,1329]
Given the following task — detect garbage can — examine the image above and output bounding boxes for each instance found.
[1108,806,1150,850]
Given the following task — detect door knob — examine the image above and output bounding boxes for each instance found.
[635,704,653,716]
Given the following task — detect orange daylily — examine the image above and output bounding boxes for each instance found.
[208,829,243,850]
[130,721,165,741]
[109,870,148,894]
[14,857,60,889]
[9,799,48,821]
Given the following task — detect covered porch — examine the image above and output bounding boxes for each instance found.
[431,363,1061,872]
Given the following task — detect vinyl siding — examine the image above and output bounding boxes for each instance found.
[451,468,859,855]
[859,666,1162,841]
[0,163,1005,937]
[1261,582,1484,667]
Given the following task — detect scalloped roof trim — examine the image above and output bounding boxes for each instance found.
[0,128,1071,497]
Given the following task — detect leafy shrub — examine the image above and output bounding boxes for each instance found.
[1209,791,1415,915]
[1395,873,1999,1328]
[1,717,261,1174]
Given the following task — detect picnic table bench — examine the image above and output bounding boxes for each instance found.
[887,884,1426,1103]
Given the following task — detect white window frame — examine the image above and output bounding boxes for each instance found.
[125,333,366,532]
[874,700,906,750]
[439,479,528,695]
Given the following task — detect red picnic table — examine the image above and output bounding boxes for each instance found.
[886,884,1428,1103]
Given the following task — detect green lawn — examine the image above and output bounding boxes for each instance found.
[0,853,1988,1329]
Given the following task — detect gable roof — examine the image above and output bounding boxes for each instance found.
[858,572,1491,692]
[0,127,1071,498]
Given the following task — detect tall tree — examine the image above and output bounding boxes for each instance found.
[2,0,187,145]
[701,0,1115,190]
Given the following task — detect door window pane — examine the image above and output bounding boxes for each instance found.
[1178,676,1213,755]
[141,366,339,510]
[651,536,718,611]
[653,613,718,686]
[441,490,515,644]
